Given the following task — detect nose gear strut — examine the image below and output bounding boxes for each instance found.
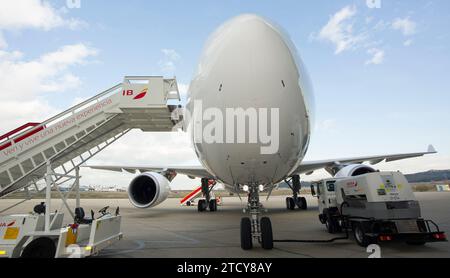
[240,184,273,250]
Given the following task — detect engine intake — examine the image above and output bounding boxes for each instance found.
[334,164,376,178]
[128,172,170,208]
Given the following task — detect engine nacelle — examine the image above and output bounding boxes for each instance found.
[128,172,171,209]
[334,164,376,178]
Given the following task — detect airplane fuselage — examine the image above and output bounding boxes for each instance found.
[186,15,314,187]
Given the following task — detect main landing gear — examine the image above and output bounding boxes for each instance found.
[285,175,307,211]
[240,185,273,250]
[197,178,218,212]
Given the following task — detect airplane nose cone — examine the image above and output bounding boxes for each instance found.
[201,14,285,58]
[189,14,313,186]
[222,14,278,30]
[223,14,273,27]
[196,14,299,107]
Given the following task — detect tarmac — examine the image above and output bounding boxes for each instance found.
[1,192,449,258]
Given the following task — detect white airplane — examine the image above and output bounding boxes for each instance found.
[87,14,437,250]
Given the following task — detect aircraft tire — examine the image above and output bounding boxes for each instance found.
[241,217,253,250]
[260,217,274,250]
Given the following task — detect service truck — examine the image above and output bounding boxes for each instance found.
[311,171,447,247]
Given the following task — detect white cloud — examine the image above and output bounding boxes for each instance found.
[0,44,98,132]
[0,1,94,132]
[0,43,97,101]
[0,49,23,60]
[392,17,417,36]
[159,49,181,73]
[0,32,7,49]
[373,20,389,31]
[365,16,374,25]
[365,48,385,65]
[404,39,413,46]
[0,0,85,31]
[315,6,421,65]
[317,6,386,65]
[0,100,60,133]
[161,49,181,61]
[317,5,366,54]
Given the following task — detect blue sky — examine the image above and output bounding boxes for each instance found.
[0,0,449,188]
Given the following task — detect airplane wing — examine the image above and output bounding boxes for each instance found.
[292,145,437,176]
[83,165,214,179]
[85,145,437,180]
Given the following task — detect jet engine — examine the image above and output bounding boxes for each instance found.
[128,172,171,208]
[334,164,377,178]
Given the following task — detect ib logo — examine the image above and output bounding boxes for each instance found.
[66,0,81,9]
[122,88,148,100]
[366,0,381,9]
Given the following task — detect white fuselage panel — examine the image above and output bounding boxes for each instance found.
[186,15,314,187]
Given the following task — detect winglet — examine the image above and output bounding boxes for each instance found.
[428,144,437,153]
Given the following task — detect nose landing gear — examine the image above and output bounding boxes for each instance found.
[240,184,274,250]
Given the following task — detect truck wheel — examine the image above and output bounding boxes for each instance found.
[336,220,343,233]
[241,217,253,250]
[353,223,370,247]
[260,217,274,250]
[319,214,326,224]
[21,237,56,258]
[326,218,337,234]
[325,211,338,233]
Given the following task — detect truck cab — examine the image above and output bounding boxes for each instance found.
[311,178,342,233]
[312,179,338,213]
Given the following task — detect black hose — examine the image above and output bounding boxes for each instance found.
[273,201,355,244]
[274,223,350,243]
[273,237,348,243]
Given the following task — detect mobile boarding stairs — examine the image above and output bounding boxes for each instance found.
[0,76,183,258]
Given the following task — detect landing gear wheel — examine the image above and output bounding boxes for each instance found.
[21,237,56,258]
[286,197,295,210]
[297,197,307,210]
[326,218,338,234]
[197,199,207,212]
[353,222,371,247]
[260,217,274,250]
[241,217,253,250]
[209,199,217,212]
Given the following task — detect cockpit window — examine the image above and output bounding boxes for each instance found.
[326,181,335,192]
